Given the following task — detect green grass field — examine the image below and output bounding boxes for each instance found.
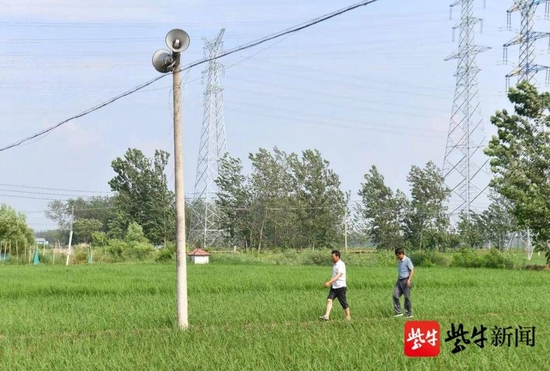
[0,262,548,370]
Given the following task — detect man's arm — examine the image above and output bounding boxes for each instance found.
[324,272,342,288]
[407,267,414,287]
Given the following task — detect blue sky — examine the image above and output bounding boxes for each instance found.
[1,0,548,231]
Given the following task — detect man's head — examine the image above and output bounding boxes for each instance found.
[331,250,341,263]
[395,248,405,261]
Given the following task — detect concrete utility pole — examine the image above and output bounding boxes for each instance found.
[344,191,350,251]
[344,212,348,252]
[172,54,189,330]
[152,29,191,330]
[66,206,74,266]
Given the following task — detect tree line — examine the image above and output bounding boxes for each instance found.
[3,82,548,264]
[35,149,517,253]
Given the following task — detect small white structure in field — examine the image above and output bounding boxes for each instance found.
[188,248,210,264]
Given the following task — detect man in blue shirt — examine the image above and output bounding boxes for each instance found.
[393,247,414,318]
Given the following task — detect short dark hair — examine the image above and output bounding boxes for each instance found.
[331,250,341,258]
[395,248,404,255]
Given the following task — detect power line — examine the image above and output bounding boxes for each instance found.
[0,183,112,194]
[224,102,445,136]
[0,194,69,201]
[0,188,104,198]
[0,75,168,152]
[21,207,117,214]
[0,9,444,29]
[0,0,379,153]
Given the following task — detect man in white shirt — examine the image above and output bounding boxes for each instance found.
[320,250,351,321]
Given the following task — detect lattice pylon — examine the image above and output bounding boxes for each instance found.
[190,29,228,248]
[506,229,534,260]
[443,0,491,220]
[502,1,550,248]
[503,0,550,90]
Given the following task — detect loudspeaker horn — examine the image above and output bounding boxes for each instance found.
[165,29,190,53]
[152,49,175,73]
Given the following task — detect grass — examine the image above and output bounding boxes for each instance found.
[0,262,548,370]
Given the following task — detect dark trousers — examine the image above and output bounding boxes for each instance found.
[393,278,411,315]
[328,287,349,309]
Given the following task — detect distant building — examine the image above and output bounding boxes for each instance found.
[188,248,210,264]
[35,238,49,246]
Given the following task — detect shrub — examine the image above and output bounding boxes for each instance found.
[301,251,332,266]
[408,251,449,267]
[375,250,396,267]
[91,232,108,247]
[524,264,549,271]
[210,253,268,265]
[123,242,155,261]
[155,244,175,263]
[483,248,515,269]
[105,239,128,262]
[451,248,484,268]
[274,250,300,265]
[125,222,149,244]
[36,251,52,264]
[408,252,432,267]
[73,249,89,264]
[451,248,515,269]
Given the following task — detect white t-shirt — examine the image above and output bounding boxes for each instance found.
[332,260,347,289]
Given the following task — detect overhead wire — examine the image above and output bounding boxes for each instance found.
[0,188,103,198]
[223,75,450,115]
[0,193,72,201]
[0,9,446,29]
[0,0,380,152]
[0,183,112,194]
[223,104,445,137]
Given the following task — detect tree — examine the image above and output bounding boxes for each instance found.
[108,148,175,245]
[248,147,298,250]
[215,147,347,251]
[484,81,550,264]
[404,161,450,251]
[91,231,108,247]
[457,212,485,248]
[477,192,517,250]
[289,149,346,249]
[0,204,34,253]
[125,222,149,244]
[73,218,103,244]
[347,202,371,247]
[215,154,253,248]
[45,200,72,231]
[45,196,115,244]
[358,166,408,249]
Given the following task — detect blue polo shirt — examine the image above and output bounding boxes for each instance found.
[397,256,413,279]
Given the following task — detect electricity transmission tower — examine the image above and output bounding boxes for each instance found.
[503,0,550,89]
[501,1,549,258]
[190,29,228,249]
[443,0,491,219]
[506,229,534,260]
